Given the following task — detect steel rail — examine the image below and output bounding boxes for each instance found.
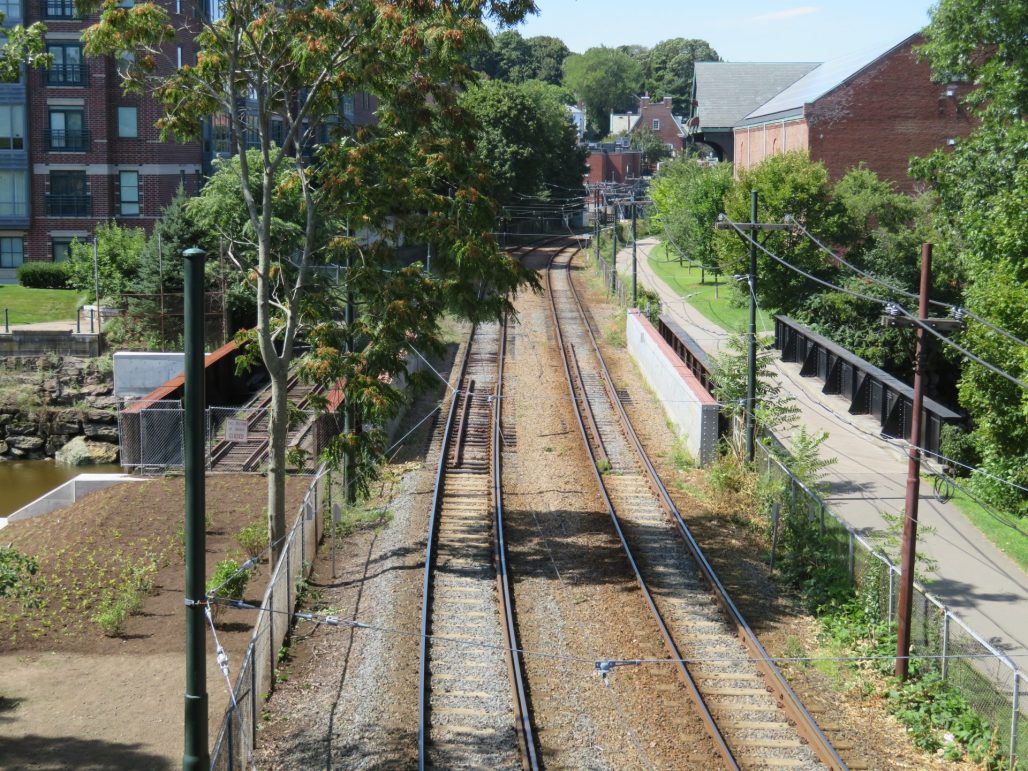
[561,246,848,770]
[417,320,538,771]
[417,325,476,771]
[494,315,540,770]
[544,240,741,770]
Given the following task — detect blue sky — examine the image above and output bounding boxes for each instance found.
[503,1,935,62]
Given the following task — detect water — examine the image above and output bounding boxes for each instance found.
[0,460,124,517]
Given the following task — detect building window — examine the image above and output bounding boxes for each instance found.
[652,118,660,131]
[0,105,23,150]
[47,170,90,217]
[52,237,74,262]
[0,237,23,268]
[0,170,27,217]
[211,114,230,154]
[0,0,21,23]
[43,0,80,18]
[47,107,88,150]
[45,43,87,86]
[119,170,140,216]
[117,106,138,138]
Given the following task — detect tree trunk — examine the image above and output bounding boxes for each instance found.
[266,362,288,565]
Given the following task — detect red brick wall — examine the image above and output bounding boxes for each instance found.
[734,119,808,172]
[807,36,973,190]
[585,150,641,184]
[632,96,685,153]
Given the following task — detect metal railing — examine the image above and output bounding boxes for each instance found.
[209,466,329,770]
[43,128,91,151]
[44,63,89,86]
[755,438,1023,766]
[45,193,91,217]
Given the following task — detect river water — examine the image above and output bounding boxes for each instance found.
[0,460,124,518]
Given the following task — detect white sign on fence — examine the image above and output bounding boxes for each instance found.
[224,418,249,443]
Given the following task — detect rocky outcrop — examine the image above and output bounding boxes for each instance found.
[0,354,119,462]
[55,435,119,466]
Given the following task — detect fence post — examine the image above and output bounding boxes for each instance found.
[227,707,234,768]
[888,565,896,625]
[1011,669,1020,767]
[769,502,780,572]
[818,500,825,536]
[847,531,855,583]
[940,611,949,681]
[250,643,258,748]
[300,504,306,567]
[286,547,292,620]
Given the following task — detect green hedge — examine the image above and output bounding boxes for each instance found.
[17,261,72,290]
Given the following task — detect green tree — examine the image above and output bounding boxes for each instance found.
[630,125,672,168]
[525,35,570,85]
[81,0,539,559]
[462,79,585,207]
[0,11,50,82]
[714,151,849,316]
[563,46,642,135]
[913,0,1028,514]
[641,38,720,107]
[66,221,146,303]
[650,157,732,266]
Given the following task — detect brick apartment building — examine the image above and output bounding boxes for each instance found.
[0,1,379,284]
[585,146,642,185]
[732,34,973,190]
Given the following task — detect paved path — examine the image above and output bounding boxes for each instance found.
[622,237,1027,687]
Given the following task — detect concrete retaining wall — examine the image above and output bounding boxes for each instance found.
[0,473,140,529]
[626,309,719,466]
[0,331,99,357]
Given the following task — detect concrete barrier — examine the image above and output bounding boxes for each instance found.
[626,309,719,466]
[113,351,188,400]
[0,473,141,529]
[0,330,99,357]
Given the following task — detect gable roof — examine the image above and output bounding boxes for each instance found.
[739,33,917,125]
[692,62,821,131]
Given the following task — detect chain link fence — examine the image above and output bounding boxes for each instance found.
[756,439,1024,766]
[589,249,662,322]
[118,400,341,475]
[209,466,329,770]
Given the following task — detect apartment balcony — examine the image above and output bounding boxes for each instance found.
[40,0,82,18]
[44,64,89,87]
[43,129,91,152]
[46,194,92,217]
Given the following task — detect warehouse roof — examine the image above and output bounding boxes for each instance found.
[692,62,820,131]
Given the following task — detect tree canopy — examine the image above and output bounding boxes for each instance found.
[470,30,569,85]
[562,46,641,135]
[636,38,720,107]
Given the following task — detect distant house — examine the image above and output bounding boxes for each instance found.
[566,104,587,141]
[610,96,689,157]
[733,34,973,190]
[688,61,821,162]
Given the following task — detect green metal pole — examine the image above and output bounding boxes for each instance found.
[344,250,355,505]
[181,246,208,770]
[746,191,758,463]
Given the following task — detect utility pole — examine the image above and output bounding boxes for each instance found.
[181,246,208,771]
[746,191,757,463]
[344,220,356,505]
[610,200,617,296]
[714,195,792,463]
[631,194,638,307]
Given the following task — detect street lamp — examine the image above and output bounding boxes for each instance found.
[181,245,209,770]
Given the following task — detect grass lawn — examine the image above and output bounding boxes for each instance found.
[646,241,772,334]
[939,478,1028,574]
[0,285,82,325]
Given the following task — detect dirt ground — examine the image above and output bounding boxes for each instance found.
[0,475,306,769]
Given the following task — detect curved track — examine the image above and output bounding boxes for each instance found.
[546,240,847,771]
[418,320,537,770]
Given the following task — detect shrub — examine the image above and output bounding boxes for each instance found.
[92,591,131,636]
[0,547,38,605]
[206,558,249,603]
[236,520,269,560]
[16,261,71,289]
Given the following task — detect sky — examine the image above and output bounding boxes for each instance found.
[502,1,936,62]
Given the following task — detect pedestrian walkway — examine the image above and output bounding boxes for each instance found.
[623,236,1028,681]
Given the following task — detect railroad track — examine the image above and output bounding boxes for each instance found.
[546,241,846,771]
[418,320,537,770]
